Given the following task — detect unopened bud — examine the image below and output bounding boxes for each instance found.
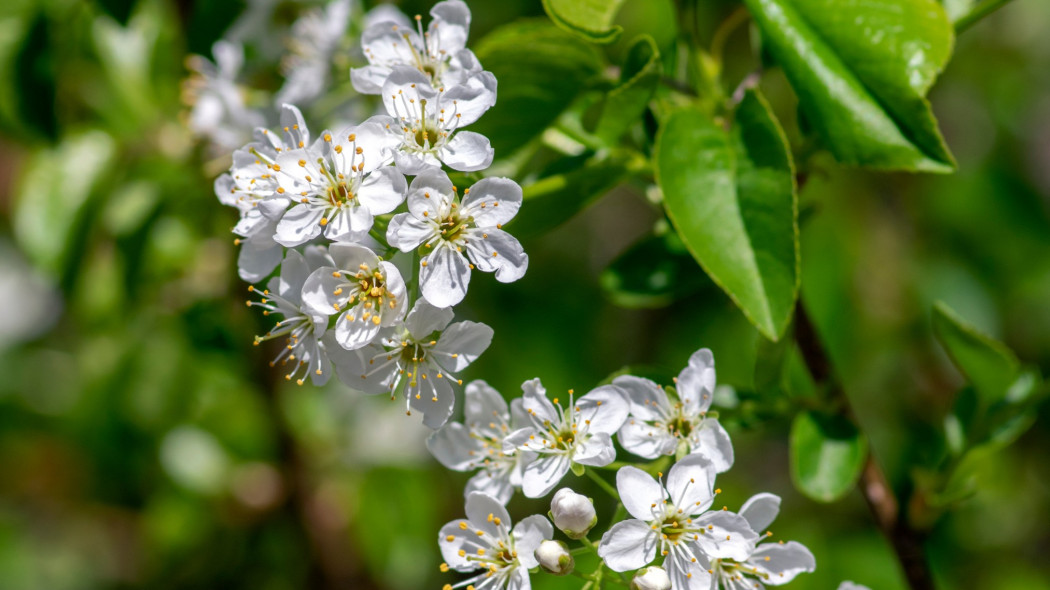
[535,540,573,575]
[631,566,671,590]
[550,488,597,539]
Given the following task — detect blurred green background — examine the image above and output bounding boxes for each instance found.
[0,0,1048,588]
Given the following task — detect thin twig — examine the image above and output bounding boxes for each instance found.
[955,0,1015,33]
[794,302,936,590]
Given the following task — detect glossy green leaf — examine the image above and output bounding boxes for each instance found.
[743,0,955,172]
[473,21,603,157]
[515,154,630,238]
[593,35,661,144]
[932,301,1019,406]
[541,0,625,44]
[790,411,868,502]
[600,231,713,308]
[655,91,799,340]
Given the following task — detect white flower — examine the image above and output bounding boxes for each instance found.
[275,0,353,106]
[273,118,405,247]
[300,243,408,350]
[427,381,534,504]
[597,455,758,590]
[217,104,311,281]
[439,492,552,590]
[632,567,672,590]
[387,168,527,308]
[184,40,265,152]
[246,248,333,386]
[710,493,816,588]
[377,66,496,174]
[535,540,573,576]
[550,488,597,539]
[328,299,493,428]
[617,348,734,472]
[504,380,629,498]
[837,583,871,590]
[351,0,482,94]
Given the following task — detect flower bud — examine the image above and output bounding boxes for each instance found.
[631,566,671,590]
[534,540,574,576]
[550,488,597,539]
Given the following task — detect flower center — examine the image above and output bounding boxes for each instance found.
[438,210,472,243]
[666,409,695,438]
[327,180,354,206]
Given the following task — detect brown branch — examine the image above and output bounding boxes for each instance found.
[794,301,936,590]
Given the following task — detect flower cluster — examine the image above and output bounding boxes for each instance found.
[211,0,527,430]
[432,348,817,590]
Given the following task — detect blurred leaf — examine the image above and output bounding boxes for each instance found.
[541,0,625,44]
[593,35,660,144]
[790,411,868,502]
[754,330,791,394]
[13,130,117,279]
[13,9,57,140]
[473,21,603,157]
[933,301,1019,407]
[600,231,712,308]
[655,90,798,341]
[743,0,955,172]
[515,153,630,238]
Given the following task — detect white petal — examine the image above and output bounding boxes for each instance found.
[386,213,434,252]
[512,514,554,568]
[439,131,493,171]
[429,0,471,53]
[465,491,511,538]
[328,243,377,271]
[666,454,716,512]
[503,427,535,453]
[747,541,816,584]
[407,168,454,219]
[439,70,497,126]
[614,375,671,421]
[616,466,666,520]
[618,419,675,460]
[404,299,454,337]
[361,19,419,64]
[357,166,407,215]
[597,519,657,572]
[275,204,324,247]
[350,64,391,94]
[521,454,570,498]
[432,321,493,372]
[677,348,716,415]
[420,241,471,308]
[382,67,438,117]
[464,380,509,429]
[738,493,781,535]
[464,229,528,283]
[520,379,558,426]
[327,340,398,395]
[461,177,522,226]
[392,148,439,175]
[378,261,409,325]
[507,566,531,590]
[301,267,346,315]
[690,419,734,473]
[576,385,629,436]
[427,422,480,471]
[332,119,399,174]
[334,308,383,350]
[237,240,282,283]
[465,469,514,505]
[439,519,487,572]
[665,552,712,590]
[692,511,759,562]
[573,433,616,467]
[408,366,456,429]
[277,250,309,300]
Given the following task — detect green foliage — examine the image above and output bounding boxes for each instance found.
[933,301,1019,406]
[790,411,868,502]
[655,91,798,341]
[592,35,661,144]
[540,0,625,44]
[472,21,603,157]
[744,0,956,172]
[600,231,714,309]
[514,153,631,238]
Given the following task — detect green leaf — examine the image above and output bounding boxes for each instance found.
[473,21,603,157]
[932,301,1019,407]
[743,0,955,172]
[593,35,661,144]
[541,0,626,44]
[515,154,631,238]
[655,91,799,340]
[600,231,714,308]
[790,411,868,502]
